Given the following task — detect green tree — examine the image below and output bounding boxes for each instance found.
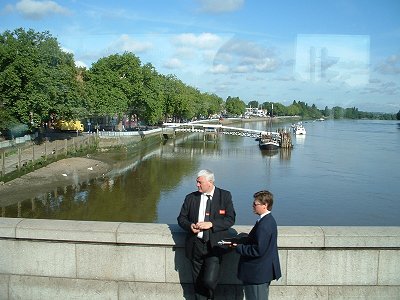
[139,63,164,125]
[323,106,331,118]
[225,96,246,116]
[0,28,81,130]
[84,52,143,121]
[286,104,301,116]
[272,102,287,116]
[160,75,192,122]
[205,93,224,116]
[332,106,345,119]
[344,107,358,119]
[248,100,259,108]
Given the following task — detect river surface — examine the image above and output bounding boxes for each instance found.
[2,119,400,226]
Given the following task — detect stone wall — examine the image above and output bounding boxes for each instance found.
[0,218,399,299]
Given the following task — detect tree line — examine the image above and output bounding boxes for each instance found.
[248,101,398,120]
[1,28,398,137]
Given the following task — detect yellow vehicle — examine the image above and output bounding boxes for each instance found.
[55,120,84,132]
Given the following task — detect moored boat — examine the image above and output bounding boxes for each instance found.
[259,103,281,150]
[293,122,306,135]
[258,133,280,150]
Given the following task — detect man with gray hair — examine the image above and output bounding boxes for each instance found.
[178,169,236,300]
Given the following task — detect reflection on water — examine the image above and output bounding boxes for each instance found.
[2,128,293,222]
[2,120,400,226]
[2,133,224,222]
[294,134,306,145]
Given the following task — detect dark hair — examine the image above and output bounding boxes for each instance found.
[253,190,274,211]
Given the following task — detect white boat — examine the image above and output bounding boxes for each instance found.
[293,123,306,135]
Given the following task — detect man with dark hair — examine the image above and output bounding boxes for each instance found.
[233,190,281,300]
[177,169,236,300]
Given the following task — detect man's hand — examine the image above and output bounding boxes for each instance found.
[190,223,201,234]
[195,221,213,230]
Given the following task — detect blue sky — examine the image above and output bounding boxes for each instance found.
[1,0,400,113]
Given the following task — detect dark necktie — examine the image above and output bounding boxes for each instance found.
[203,195,211,242]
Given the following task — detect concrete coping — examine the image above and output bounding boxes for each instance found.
[0,218,399,248]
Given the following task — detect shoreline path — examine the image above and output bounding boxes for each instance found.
[0,157,111,207]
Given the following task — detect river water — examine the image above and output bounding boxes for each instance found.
[3,119,400,226]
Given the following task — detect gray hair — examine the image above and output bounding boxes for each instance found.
[197,169,215,183]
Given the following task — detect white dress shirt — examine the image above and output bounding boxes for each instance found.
[197,189,215,239]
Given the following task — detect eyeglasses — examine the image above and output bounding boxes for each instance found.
[253,202,263,206]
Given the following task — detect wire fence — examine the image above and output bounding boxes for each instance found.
[0,135,97,180]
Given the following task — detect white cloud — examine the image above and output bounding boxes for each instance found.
[173,33,221,49]
[15,0,70,20]
[254,58,279,72]
[107,34,152,54]
[196,0,244,13]
[163,58,184,69]
[210,64,229,74]
[61,46,73,54]
[75,60,87,68]
[213,37,281,74]
[375,54,400,75]
[233,65,250,73]
[175,47,197,59]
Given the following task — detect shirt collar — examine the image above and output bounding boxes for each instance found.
[204,187,215,198]
[258,210,271,221]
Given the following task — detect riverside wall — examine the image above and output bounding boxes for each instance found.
[0,218,399,299]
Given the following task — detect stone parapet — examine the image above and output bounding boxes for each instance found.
[0,218,399,299]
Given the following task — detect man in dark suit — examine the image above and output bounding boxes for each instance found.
[233,190,281,300]
[177,169,236,300]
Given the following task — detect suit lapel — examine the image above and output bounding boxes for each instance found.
[210,187,220,218]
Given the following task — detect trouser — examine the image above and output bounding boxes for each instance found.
[191,238,221,300]
[243,282,270,300]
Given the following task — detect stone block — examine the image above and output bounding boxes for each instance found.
[231,225,251,236]
[0,239,76,278]
[0,274,9,300]
[76,243,165,282]
[9,275,118,299]
[287,249,379,285]
[16,218,120,243]
[165,246,192,283]
[322,226,400,247]
[328,285,400,299]
[378,250,400,285]
[274,249,287,285]
[278,226,324,247]
[117,222,183,245]
[215,284,245,299]
[119,282,191,300]
[118,282,244,300]
[0,217,22,238]
[270,285,328,299]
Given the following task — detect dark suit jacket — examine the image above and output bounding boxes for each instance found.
[177,187,236,259]
[235,213,281,284]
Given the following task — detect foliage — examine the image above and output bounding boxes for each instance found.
[1,28,398,137]
[0,28,82,131]
[84,52,142,117]
[248,100,259,108]
[225,96,246,116]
